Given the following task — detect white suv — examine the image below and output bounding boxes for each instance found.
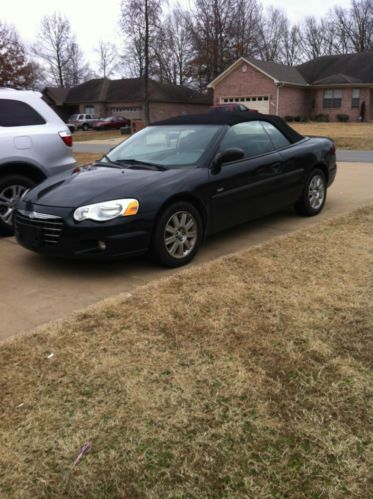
[68,114,100,131]
[0,89,75,235]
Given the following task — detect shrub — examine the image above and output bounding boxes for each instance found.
[299,115,309,123]
[314,114,329,122]
[294,116,301,122]
[336,114,349,122]
[285,115,294,122]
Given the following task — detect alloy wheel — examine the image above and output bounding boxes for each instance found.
[164,211,198,259]
[308,174,325,210]
[0,184,28,226]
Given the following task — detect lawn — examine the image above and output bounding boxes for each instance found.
[0,207,372,497]
[74,152,102,165]
[73,130,124,142]
[292,122,373,150]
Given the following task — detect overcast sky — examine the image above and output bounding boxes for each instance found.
[1,0,352,69]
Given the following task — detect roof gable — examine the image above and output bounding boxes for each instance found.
[207,57,308,88]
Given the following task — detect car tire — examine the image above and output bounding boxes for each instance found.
[0,175,36,236]
[82,123,89,131]
[151,201,203,267]
[295,168,327,217]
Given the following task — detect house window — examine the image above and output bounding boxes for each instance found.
[323,89,342,109]
[84,106,95,114]
[351,89,360,108]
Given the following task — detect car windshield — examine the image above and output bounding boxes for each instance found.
[103,117,113,121]
[106,125,222,168]
[69,114,78,121]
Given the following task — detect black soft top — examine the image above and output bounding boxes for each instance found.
[151,112,304,144]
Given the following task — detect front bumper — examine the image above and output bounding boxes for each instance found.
[14,203,152,260]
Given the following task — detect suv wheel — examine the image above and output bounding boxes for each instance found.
[295,168,327,216]
[82,123,89,131]
[151,201,203,267]
[0,175,35,235]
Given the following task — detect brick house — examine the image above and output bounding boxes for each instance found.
[208,53,373,121]
[43,77,210,123]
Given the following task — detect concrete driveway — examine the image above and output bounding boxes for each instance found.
[1,162,372,341]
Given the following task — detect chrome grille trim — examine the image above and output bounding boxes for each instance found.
[15,211,63,246]
[17,209,61,220]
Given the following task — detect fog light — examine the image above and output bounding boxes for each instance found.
[98,240,106,251]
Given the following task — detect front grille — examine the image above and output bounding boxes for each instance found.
[15,211,63,246]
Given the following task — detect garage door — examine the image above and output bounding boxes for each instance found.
[220,96,270,114]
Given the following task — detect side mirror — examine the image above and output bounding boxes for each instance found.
[212,148,244,173]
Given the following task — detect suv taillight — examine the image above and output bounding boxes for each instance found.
[330,142,336,155]
[59,130,73,147]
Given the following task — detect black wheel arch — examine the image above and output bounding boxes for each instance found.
[311,162,329,183]
[154,193,208,235]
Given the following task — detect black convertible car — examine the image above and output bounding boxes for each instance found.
[15,113,336,267]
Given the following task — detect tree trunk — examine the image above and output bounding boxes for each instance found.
[144,0,150,125]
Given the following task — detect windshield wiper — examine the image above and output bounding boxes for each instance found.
[100,155,124,167]
[91,161,124,170]
[118,159,167,171]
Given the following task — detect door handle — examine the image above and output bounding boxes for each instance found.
[271,162,282,172]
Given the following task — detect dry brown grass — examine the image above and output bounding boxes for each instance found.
[0,207,372,498]
[292,122,373,150]
[74,152,102,166]
[73,130,123,142]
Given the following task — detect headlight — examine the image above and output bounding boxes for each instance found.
[73,199,139,222]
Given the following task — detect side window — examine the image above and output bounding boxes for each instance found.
[261,122,290,149]
[86,115,91,120]
[78,115,84,120]
[0,99,46,127]
[219,121,275,159]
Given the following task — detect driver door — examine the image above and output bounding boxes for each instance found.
[208,121,285,233]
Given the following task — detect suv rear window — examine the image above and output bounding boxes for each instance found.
[0,99,46,127]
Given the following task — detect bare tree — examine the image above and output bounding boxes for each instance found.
[188,0,238,89]
[281,24,302,66]
[332,0,373,53]
[65,42,92,86]
[152,6,193,85]
[33,12,74,87]
[229,0,261,60]
[299,16,330,60]
[34,12,91,87]
[95,41,118,78]
[257,6,288,62]
[119,0,163,124]
[0,22,35,88]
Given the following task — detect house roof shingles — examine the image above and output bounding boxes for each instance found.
[247,58,308,85]
[43,87,70,105]
[296,53,373,85]
[209,52,373,89]
[60,77,210,105]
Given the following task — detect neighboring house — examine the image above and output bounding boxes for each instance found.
[43,77,210,123]
[208,53,373,121]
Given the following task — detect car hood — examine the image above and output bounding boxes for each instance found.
[25,165,184,208]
